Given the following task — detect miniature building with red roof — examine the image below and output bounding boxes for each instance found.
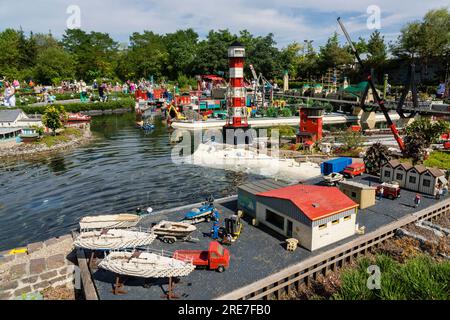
[239,183,359,251]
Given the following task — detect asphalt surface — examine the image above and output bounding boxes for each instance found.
[90,174,448,300]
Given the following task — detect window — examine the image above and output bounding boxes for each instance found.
[351,192,357,198]
[265,209,284,230]
[319,223,327,230]
[396,173,403,180]
[422,179,431,187]
[409,176,416,184]
[384,171,391,178]
[344,216,351,221]
[332,219,340,225]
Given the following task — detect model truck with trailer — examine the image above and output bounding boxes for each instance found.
[173,241,230,272]
[321,157,352,175]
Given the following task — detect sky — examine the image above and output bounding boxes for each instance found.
[0,0,448,48]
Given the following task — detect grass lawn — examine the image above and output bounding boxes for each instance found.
[424,151,450,170]
[36,128,83,148]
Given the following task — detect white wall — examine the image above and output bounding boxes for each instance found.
[381,165,394,183]
[419,172,437,195]
[311,211,357,251]
[393,167,407,187]
[405,169,420,192]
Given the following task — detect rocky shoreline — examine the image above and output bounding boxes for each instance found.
[0,129,94,161]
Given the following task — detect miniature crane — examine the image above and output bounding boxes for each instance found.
[337,17,406,152]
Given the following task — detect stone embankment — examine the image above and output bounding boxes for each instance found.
[0,128,93,160]
[0,235,77,300]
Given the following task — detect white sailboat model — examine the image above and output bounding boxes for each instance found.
[79,213,143,230]
[73,229,157,250]
[98,250,196,278]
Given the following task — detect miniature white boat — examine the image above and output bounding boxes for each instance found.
[184,142,321,182]
[151,221,197,238]
[73,229,157,250]
[98,251,196,278]
[79,214,142,230]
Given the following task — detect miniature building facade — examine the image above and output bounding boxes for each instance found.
[296,107,324,144]
[238,181,359,251]
[381,160,447,196]
[339,180,376,209]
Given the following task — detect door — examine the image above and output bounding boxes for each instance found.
[287,220,293,238]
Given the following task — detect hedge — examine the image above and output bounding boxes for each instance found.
[2,98,136,114]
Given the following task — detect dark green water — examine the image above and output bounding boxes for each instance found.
[0,113,253,251]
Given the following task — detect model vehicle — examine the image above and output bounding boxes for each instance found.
[151,220,197,244]
[376,182,401,199]
[343,163,365,178]
[323,172,345,185]
[173,241,230,272]
[183,197,219,224]
[320,157,352,175]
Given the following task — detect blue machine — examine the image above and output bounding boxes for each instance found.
[320,157,352,175]
[183,198,219,224]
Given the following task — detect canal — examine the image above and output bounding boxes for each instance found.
[0,113,254,251]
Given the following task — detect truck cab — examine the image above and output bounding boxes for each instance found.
[174,241,230,272]
[343,163,365,178]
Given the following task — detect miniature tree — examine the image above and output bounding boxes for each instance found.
[42,106,67,136]
[363,142,391,175]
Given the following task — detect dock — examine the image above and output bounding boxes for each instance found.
[171,112,401,130]
[80,175,449,300]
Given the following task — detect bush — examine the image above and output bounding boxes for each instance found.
[15,98,135,114]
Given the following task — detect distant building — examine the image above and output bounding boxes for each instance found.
[381,160,447,196]
[0,109,43,128]
[296,107,324,145]
[238,180,359,251]
[339,180,376,209]
[0,128,22,146]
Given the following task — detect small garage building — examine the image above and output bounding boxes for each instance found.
[338,180,376,209]
[238,180,359,251]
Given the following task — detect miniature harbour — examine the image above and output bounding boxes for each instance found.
[80,174,449,300]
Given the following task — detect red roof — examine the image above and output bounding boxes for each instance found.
[257,185,358,221]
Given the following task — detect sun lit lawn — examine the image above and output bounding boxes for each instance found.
[36,128,83,148]
[424,151,450,170]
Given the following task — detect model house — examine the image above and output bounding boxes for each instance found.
[0,109,43,128]
[381,160,447,195]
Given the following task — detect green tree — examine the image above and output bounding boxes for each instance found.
[363,142,391,175]
[367,31,387,69]
[392,8,450,61]
[196,29,237,75]
[34,46,76,84]
[126,31,168,80]
[62,29,118,81]
[318,32,353,71]
[404,118,450,163]
[0,29,21,79]
[339,130,365,151]
[42,106,67,135]
[164,29,199,78]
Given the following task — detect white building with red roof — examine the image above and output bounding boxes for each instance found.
[248,184,359,251]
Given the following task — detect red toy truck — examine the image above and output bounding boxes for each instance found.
[376,182,401,200]
[343,163,365,178]
[173,241,230,273]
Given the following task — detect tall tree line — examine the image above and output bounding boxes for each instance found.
[0,8,448,85]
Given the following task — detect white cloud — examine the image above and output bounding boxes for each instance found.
[0,0,448,47]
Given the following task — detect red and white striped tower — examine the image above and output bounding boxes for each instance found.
[223,41,250,143]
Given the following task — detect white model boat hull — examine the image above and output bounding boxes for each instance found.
[151,221,197,238]
[79,213,142,230]
[183,143,321,182]
[74,229,156,250]
[99,251,196,278]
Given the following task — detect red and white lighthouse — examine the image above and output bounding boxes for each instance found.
[223,41,251,143]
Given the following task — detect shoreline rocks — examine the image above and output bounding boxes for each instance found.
[0,129,94,161]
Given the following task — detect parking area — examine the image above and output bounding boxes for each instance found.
[90,174,447,300]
